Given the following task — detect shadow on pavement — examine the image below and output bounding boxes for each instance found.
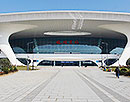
[106,76,116,78]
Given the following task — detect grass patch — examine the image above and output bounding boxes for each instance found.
[16,66,39,70]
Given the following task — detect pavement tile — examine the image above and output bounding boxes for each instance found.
[0,67,130,102]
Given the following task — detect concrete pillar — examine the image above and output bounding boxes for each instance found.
[0,44,18,65]
[117,34,130,66]
[0,23,36,65]
[0,31,19,65]
[100,23,130,66]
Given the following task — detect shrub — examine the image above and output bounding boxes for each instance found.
[9,67,14,72]
[2,67,9,74]
[13,67,18,72]
[126,58,130,65]
[119,70,130,76]
[112,68,116,71]
[0,58,18,75]
[0,58,12,68]
[0,72,4,75]
[123,70,130,76]
[120,68,128,72]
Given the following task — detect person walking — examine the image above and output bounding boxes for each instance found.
[115,67,120,78]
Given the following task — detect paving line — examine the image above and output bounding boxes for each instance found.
[75,70,115,102]
[19,69,60,102]
[78,69,130,102]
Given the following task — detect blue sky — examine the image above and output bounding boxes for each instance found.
[0,0,130,13]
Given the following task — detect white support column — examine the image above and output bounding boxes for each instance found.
[117,34,130,66]
[100,23,130,66]
[0,44,17,65]
[0,23,36,65]
[0,30,18,65]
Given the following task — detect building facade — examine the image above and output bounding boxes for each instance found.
[0,11,130,66]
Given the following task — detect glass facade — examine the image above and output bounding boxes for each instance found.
[9,36,127,54]
[55,61,79,66]
[37,60,97,66]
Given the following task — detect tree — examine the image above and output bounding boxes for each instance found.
[126,58,130,65]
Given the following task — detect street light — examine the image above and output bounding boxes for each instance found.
[27,42,33,71]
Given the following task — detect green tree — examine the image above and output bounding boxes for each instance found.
[0,58,12,74]
[126,58,130,65]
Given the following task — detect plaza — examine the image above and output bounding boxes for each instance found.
[0,67,130,102]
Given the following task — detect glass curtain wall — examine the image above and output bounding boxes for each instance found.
[9,36,127,54]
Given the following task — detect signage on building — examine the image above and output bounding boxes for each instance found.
[56,40,79,44]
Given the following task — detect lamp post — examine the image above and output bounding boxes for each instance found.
[102,42,108,66]
[27,42,33,71]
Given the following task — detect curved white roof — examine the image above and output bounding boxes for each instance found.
[0,11,129,39]
[0,11,130,22]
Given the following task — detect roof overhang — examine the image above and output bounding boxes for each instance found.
[0,11,129,39]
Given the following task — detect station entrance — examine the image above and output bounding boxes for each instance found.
[55,61,79,66]
[38,60,98,66]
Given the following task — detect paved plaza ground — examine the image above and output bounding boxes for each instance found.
[0,66,130,102]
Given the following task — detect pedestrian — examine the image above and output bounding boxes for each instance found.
[115,67,120,78]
